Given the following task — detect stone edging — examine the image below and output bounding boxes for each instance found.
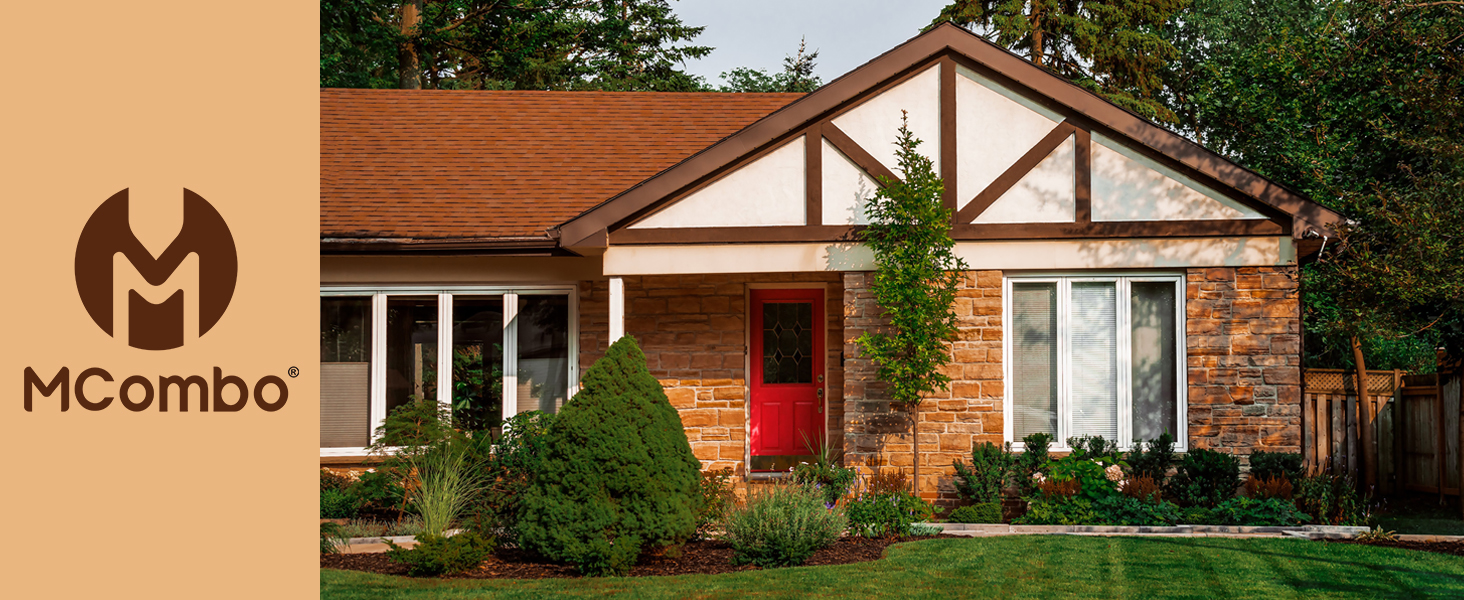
[926,523,1370,539]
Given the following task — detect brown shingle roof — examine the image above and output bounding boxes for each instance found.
[321,89,803,241]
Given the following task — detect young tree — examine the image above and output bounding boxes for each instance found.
[719,37,823,93]
[856,114,969,497]
[931,0,1187,123]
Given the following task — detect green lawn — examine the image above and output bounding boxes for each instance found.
[321,536,1464,599]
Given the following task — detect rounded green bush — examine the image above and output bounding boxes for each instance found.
[516,336,702,576]
[724,483,847,568]
[947,502,1001,524]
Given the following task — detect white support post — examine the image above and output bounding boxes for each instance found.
[609,277,625,343]
[502,292,519,425]
[437,293,453,415]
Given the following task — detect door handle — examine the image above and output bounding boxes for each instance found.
[816,387,824,413]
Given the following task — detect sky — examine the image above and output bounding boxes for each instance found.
[672,0,954,87]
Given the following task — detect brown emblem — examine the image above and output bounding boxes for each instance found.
[74,189,237,350]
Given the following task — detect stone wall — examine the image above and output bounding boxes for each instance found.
[1185,266,1303,467]
[580,273,844,478]
[842,271,1005,504]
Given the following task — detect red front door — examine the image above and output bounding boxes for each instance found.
[749,288,825,471]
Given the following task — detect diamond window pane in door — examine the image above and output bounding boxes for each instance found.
[762,302,813,384]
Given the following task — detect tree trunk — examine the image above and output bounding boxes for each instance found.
[398,1,423,89]
[910,404,921,498]
[1352,336,1376,488]
[1030,4,1044,67]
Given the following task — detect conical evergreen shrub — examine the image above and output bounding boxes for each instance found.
[516,336,701,575]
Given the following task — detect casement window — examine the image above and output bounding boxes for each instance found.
[1003,274,1186,450]
[319,286,577,456]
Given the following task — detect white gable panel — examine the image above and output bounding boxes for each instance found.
[1092,134,1265,221]
[822,139,876,225]
[956,65,1063,208]
[630,136,806,229]
[974,135,1075,223]
[831,65,940,177]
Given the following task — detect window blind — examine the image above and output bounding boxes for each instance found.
[1131,281,1178,441]
[1069,282,1118,440]
[1011,282,1058,438]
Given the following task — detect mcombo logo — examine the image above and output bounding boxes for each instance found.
[75,188,237,350]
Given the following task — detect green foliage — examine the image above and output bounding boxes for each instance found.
[1092,495,1182,526]
[1066,435,1122,461]
[352,470,407,514]
[517,336,702,576]
[695,469,737,537]
[932,0,1187,123]
[320,0,712,91]
[468,411,556,544]
[719,37,823,93]
[321,469,356,492]
[947,502,1002,524]
[845,489,936,538]
[321,488,362,519]
[321,522,348,554]
[1046,454,1125,503]
[1171,449,1240,507]
[952,442,1016,504]
[1294,471,1371,526]
[373,398,456,448]
[1165,0,1464,365]
[385,532,497,577]
[790,434,857,506]
[336,516,424,538]
[1126,433,1177,481]
[1016,433,1054,494]
[1182,506,1215,525]
[449,344,502,433]
[1209,497,1309,526]
[855,116,969,411]
[1015,498,1099,525]
[1248,452,1303,483]
[723,483,847,568]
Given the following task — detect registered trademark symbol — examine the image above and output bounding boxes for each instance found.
[288,366,299,378]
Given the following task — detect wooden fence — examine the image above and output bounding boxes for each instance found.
[1303,367,1462,501]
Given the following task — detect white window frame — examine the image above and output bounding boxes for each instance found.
[319,284,579,457]
[1002,272,1187,452]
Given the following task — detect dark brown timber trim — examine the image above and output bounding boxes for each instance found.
[952,219,1286,240]
[822,122,901,185]
[956,122,1076,224]
[940,56,958,218]
[805,125,822,226]
[1075,127,1092,223]
[610,225,859,245]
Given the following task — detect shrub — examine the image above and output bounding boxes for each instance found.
[1015,499,1098,525]
[946,502,1001,524]
[1126,433,1177,481]
[1243,475,1294,500]
[1092,495,1181,526]
[1210,497,1309,526]
[1182,506,1215,525]
[516,336,702,576]
[321,488,361,519]
[467,411,556,543]
[1016,433,1053,494]
[1067,435,1121,461]
[695,468,737,537]
[1121,475,1164,503]
[1047,455,1123,503]
[791,436,857,506]
[376,398,457,447]
[952,442,1014,504]
[337,516,423,538]
[845,481,935,538]
[1248,451,1304,483]
[385,532,496,577]
[1171,449,1240,507]
[352,470,407,515]
[723,483,846,568]
[1294,471,1370,526]
[321,469,355,492]
[909,523,944,536]
[867,470,911,495]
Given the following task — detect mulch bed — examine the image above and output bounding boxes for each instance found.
[321,534,955,579]
[1330,538,1464,557]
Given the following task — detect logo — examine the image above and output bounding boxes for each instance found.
[74,188,237,350]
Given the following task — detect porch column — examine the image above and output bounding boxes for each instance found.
[608,276,625,343]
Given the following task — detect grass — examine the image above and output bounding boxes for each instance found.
[321,535,1464,599]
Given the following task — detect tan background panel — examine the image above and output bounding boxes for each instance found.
[0,2,317,598]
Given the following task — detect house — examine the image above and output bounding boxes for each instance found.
[319,23,1340,501]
